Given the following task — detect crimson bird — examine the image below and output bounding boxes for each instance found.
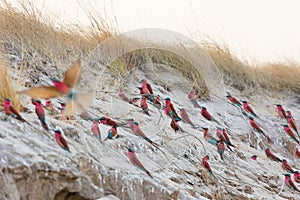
[179,108,196,128]
[153,95,162,109]
[226,94,242,107]
[32,99,48,131]
[286,116,299,138]
[294,171,300,183]
[200,107,218,122]
[127,147,153,178]
[201,127,218,146]
[242,101,257,117]
[216,127,235,151]
[200,155,213,175]
[140,79,153,94]
[170,119,182,133]
[140,97,150,116]
[98,116,119,127]
[91,120,101,141]
[282,125,300,144]
[275,104,286,119]
[45,100,59,116]
[54,129,70,152]
[286,111,295,121]
[18,60,92,116]
[251,155,258,160]
[281,159,296,173]
[3,98,29,124]
[248,117,271,142]
[127,119,159,148]
[217,141,226,160]
[188,90,201,108]
[104,126,121,141]
[295,148,300,158]
[265,148,282,162]
[284,174,299,192]
[129,97,140,107]
[164,98,180,121]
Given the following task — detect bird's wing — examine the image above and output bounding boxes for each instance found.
[203,161,212,171]
[18,86,62,99]
[131,154,147,171]
[63,60,82,88]
[9,105,22,119]
[59,136,69,150]
[146,84,153,94]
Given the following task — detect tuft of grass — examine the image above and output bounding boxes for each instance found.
[0,52,22,112]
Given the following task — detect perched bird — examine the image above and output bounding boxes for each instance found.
[200,155,213,175]
[251,155,258,160]
[242,101,257,117]
[187,90,201,108]
[140,79,153,94]
[118,88,130,102]
[294,171,300,183]
[282,125,300,144]
[18,60,92,116]
[217,141,226,160]
[98,116,119,127]
[3,98,29,124]
[284,174,299,192]
[265,148,282,162]
[153,95,162,109]
[104,126,120,141]
[286,111,295,121]
[32,99,48,131]
[140,97,150,116]
[129,97,140,107]
[295,148,300,158]
[281,159,296,173]
[275,104,286,119]
[179,108,196,128]
[170,119,181,133]
[226,94,242,107]
[54,129,70,152]
[200,107,218,122]
[202,127,218,146]
[249,117,271,142]
[164,98,180,121]
[45,100,59,116]
[127,147,153,178]
[127,119,159,148]
[57,102,66,118]
[216,127,235,151]
[91,120,101,141]
[286,116,299,138]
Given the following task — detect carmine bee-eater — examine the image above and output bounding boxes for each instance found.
[129,97,140,107]
[45,100,59,116]
[164,98,181,121]
[242,101,257,117]
[226,94,242,107]
[200,155,213,175]
[216,127,235,151]
[140,97,150,116]
[200,107,218,122]
[170,119,182,133]
[18,60,92,116]
[127,147,153,178]
[286,111,294,121]
[127,119,159,148]
[283,174,299,192]
[295,148,300,158]
[248,117,271,142]
[265,148,282,162]
[98,116,119,127]
[251,155,258,160]
[281,159,296,173]
[202,127,218,146]
[179,108,196,128]
[32,99,48,131]
[91,120,101,141]
[217,141,226,160]
[286,116,299,138]
[104,126,121,141]
[294,171,300,183]
[188,90,201,108]
[282,125,300,144]
[275,104,286,119]
[140,79,153,95]
[3,98,29,124]
[54,129,70,152]
[153,95,162,109]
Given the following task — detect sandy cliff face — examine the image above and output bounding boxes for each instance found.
[0,61,299,200]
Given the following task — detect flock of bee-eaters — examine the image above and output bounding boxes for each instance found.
[2,60,300,193]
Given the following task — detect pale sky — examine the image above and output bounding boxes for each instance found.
[6,0,300,63]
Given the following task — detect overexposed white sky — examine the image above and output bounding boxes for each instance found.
[6,0,300,63]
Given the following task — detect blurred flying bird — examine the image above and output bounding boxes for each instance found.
[32,99,48,131]
[127,147,153,178]
[242,101,257,117]
[265,149,282,162]
[3,98,29,124]
[282,124,300,144]
[54,129,70,152]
